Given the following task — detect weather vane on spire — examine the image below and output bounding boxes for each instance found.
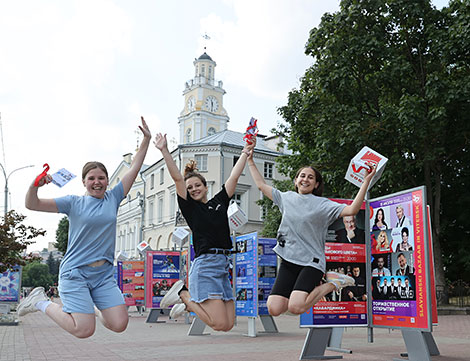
[202,33,211,52]
[134,129,141,152]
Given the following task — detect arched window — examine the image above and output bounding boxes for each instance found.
[186,128,192,143]
[167,233,173,249]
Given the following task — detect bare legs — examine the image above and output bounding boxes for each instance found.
[45,303,128,338]
[179,290,235,332]
[267,283,336,316]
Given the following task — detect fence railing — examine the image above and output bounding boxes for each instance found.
[447,280,470,307]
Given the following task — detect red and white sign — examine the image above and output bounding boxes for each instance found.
[228,202,248,231]
[137,241,151,253]
[345,146,388,189]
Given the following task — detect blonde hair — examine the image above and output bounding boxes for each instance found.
[376,230,390,251]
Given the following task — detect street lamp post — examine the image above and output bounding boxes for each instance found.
[0,163,35,217]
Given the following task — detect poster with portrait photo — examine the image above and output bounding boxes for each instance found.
[301,199,368,327]
[369,187,431,330]
[370,207,391,232]
[328,209,366,245]
[391,226,414,253]
[391,202,413,229]
[371,253,392,277]
[325,262,366,303]
[392,251,415,276]
[371,229,394,254]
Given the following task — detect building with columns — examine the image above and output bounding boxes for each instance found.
[113,52,288,258]
[108,153,149,259]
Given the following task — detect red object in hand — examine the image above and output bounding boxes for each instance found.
[243,117,258,144]
[34,163,50,186]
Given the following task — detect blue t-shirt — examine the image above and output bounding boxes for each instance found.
[55,182,124,273]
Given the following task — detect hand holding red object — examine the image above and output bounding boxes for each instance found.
[243,117,258,144]
[34,163,50,187]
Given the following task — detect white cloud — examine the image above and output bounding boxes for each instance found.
[198,0,340,100]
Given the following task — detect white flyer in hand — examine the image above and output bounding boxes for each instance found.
[51,168,76,187]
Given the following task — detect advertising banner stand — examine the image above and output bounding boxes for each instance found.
[144,250,180,323]
[117,260,145,315]
[300,198,368,359]
[0,266,22,326]
[395,329,440,361]
[234,232,258,337]
[233,233,279,337]
[187,315,210,336]
[257,237,279,335]
[327,328,352,354]
[368,186,439,361]
[300,328,343,360]
[188,233,278,337]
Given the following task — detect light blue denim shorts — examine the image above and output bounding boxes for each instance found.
[189,253,235,303]
[58,261,125,314]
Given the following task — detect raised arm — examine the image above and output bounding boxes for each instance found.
[225,141,255,198]
[246,139,273,200]
[154,133,186,199]
[121,117,151,196]
[25,174,59,212]
[340,164,377,217]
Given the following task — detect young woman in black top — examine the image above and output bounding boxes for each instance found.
[154,132,253,331]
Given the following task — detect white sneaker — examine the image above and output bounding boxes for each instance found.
[159,280,184,308]
[17,287,49,316]
[326,272,355,291]
[169,303,186,319]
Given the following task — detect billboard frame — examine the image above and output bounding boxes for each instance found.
[367,186,432,332]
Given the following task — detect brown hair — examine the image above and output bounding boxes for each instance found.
[294,165,324,196]
[82,161,108,180]
[183,160,207,186]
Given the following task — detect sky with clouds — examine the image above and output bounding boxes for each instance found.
[0,0,448,252]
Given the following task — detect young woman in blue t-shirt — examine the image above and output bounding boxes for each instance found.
[154,132,254,332]
[19,117,151,339]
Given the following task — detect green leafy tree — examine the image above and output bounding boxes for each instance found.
[275,0,470,300]
[54,216,69,255]
[46,252,59,283]
[22,261,53,288]
[0,211,45,273]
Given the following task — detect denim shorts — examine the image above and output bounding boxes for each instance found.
[58,261,125,314]
[189,253,234,303]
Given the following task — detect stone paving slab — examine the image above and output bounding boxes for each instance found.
[1,310,469,361]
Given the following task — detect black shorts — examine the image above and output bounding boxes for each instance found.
[270,258,324,298]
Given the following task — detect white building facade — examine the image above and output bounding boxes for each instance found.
[113,52,288,258]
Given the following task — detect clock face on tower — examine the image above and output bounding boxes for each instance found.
[204,95,219,113]
[187,96,196,112]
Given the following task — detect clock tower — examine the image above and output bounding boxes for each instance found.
[178,52,229,144]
